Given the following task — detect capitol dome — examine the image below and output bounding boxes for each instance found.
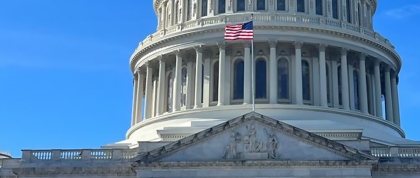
[118,0,409,148]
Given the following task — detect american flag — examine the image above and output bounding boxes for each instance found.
[224,21,254,41]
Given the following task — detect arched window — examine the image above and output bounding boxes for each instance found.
[326,63,331,104]
[315,0,323,15]
[202,0,208,17]
[186,0,192,20]
[346,0,351,23]
[218,0,226,14]
[338,65,342,105]
[277,58,289,100]
[237,0,245,11]
[181,67,187,107]
[257,0,265,10]
[233,59,245,99]
[353,70,360,110]
[255,59,267,99]
[277,0,286,11]
[297,0,305,12]
[302,60,310,101]
[167,71,174,112]
[175,1,179,23]
[212,61,219,102]
[332,0,338,19]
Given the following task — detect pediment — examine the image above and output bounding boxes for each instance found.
[133,112,376,163]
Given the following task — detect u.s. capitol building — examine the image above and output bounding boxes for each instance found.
[1,0,420,177]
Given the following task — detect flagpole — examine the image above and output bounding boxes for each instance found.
[251,14,255,112]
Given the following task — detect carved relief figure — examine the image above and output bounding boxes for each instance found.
[265,129,278,159]
[227,0,232,10]
[248,0,252,10]
[223,132,241,159]
[243,124,258,152]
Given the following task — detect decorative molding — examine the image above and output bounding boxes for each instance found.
[135,160,374,169]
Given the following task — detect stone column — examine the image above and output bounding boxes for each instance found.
[326,0,333,18]
[135,72,144,122]
[312,57,320,106]
[319,44,328,107]
[202,50,211,107]
[359,53,368,114]
[332,59,339,108]
[294,42,303,105]
[186,61,194,109]
[151,77,158,117]
[244,42,252,104]
[269,41,277,104]
[144,64,154,119]
[131,73,139,126]
[173,51,183,111]
[194,46,203,108]
[156,57,166,116]
[208,0,214,16]
[348,63,354,110]
[340,48,350,110]
[373,60,383,118]
[217,43,226,106]
[384,66,394,123]
[391,72,400,126]
[162,1,167,29]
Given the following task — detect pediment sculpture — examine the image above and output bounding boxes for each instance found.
[223,124,278,160]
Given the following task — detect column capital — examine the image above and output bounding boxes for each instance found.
[194,46,203,53]
[145,61,153,68]
[374,58,381,65]
[269,40,277,48]
[340,48,348,55]
[359,53,367,60]
[243,41,252,48]
[157,55,164,61]
[174,50,185,57]
[317,44,327,52]
[226,46,233,54]
[294,41,303,49]
[217,42,226,50]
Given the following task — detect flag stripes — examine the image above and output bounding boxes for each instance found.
[224,21,254,41]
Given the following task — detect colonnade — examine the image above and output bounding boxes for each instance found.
[131,41,400,127]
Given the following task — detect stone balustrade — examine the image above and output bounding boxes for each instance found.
[21,149,137,162]
[17,146,420,163]
[371,147,420,158]
[131,13,393,61]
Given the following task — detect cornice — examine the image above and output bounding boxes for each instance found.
[126,104,406,140]
[130,25,400,73]
[12,166,136,176]
[135,160,375,169]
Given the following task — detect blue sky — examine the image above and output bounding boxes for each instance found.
[0,1,419,157]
